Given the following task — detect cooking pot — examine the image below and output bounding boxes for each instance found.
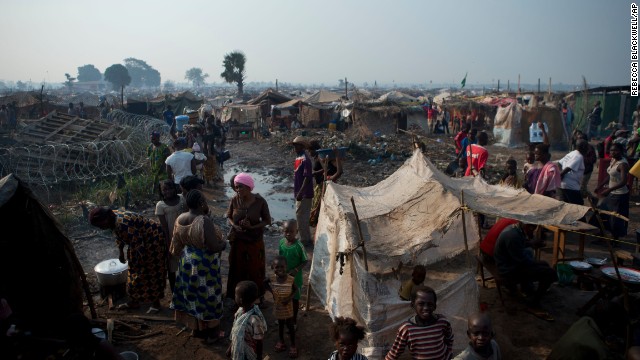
[94,259,128,287]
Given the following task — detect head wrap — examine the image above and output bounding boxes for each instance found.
[88,207,115,229]
[234,172,255,191]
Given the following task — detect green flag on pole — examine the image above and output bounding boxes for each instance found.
[461,72,467,88]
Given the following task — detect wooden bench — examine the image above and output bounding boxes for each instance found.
[476,253,506,306]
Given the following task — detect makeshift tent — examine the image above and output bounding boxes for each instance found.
[521,107,569,150]
[247,88,291,106]
[378,91,418,103]
[220,104,261,123]
[310,150,591,358]
[0,174,90,336]
[493,102,524,148]
[147,91,204,117]
[299,103,335,128]
[305,90,343,104]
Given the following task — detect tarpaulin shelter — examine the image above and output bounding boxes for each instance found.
[0,174,90,336]
[310,150,591,358]
[247,89,292,124]
[493,102,524,148]
[305,90,343,104]
[299,103,336,128]
[522,106,569,150]
[146,91,204,117]
[220,104,261,123]
[378,91,419,103]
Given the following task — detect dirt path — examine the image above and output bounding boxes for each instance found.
[68,133,640,359]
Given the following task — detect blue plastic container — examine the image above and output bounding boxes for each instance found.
[175,115,189,131]
[316,147,348,159]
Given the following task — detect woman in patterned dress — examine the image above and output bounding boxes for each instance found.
[89,207,167,312]
[170,190,226,343]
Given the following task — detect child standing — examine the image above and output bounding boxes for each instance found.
[398,265,426,301]
[278,219,308,325]
[454,313,501,360]
[328,316,369,360]
[191,143,207,180]
[228,281,267,360]
[499,159,522,188]
[264,256,299,358]
[385,286,454,360]
[155,180,185,294]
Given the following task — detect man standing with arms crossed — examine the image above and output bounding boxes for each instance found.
[292,136,314,247]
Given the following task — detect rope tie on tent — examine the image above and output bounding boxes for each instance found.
[335,241,366,276]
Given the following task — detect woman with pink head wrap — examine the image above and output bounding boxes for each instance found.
[233,172,255,190]
[226,173,271,305]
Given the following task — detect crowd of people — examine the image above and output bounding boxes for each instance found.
[79,104,640,359]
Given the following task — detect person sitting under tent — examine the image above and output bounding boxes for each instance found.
[493,221,557,318]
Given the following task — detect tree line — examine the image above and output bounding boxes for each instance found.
[64,51,247,95]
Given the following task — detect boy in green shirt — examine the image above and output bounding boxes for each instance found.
[278,219,308,326]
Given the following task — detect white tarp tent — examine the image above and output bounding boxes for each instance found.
[310,150,591,359]
[493,102,525,148]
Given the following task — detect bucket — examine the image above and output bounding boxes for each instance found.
[630,158,640,179]
[556,263,574,286]
[119,351,139,360]
[175,115,189,132]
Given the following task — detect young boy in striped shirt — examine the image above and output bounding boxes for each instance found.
[385,286,454,360]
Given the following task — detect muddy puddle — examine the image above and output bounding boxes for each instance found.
[223,166,295,222]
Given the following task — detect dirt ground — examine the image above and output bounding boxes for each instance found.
[64,132,640,360]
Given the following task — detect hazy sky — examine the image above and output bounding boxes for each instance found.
[0,0,630,86]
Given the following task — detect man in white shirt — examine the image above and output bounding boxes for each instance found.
[556,139,588,205]
[165,137,196,187]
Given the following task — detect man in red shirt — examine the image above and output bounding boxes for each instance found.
[479,218,518,256]
[465,131,489,177]
[454,124,470,155]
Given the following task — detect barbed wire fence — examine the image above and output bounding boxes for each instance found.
[0,110,172,201]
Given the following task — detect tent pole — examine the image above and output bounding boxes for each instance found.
[304,272,312,312]
[351,197,369,272]
[460,190,471,268]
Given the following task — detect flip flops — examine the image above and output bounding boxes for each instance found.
[146,307,160,314]
[289,347,299,358]
[526,307,554,322]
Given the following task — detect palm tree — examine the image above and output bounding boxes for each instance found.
[220,51,246,95]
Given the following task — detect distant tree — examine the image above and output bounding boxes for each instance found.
[163,80,175,91]
[124,58,161,88]
[338,79,345,88]
[64,73,76,90]
[16,81,26,91]
[185,68,209,87]
[77,64,102,82]
[220,51,246,95]
[104,64,131,91]
[0,81,6,89]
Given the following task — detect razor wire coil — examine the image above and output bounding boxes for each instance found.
[0,110,172,190]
